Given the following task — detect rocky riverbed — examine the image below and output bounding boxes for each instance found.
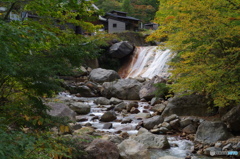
[46,67,240,159]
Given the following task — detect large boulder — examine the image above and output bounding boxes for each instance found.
[100,111,117,122]
[118,139,150,159]
[143,115,164,130]
[109,41,134,58]
[47,102,76,122]
[94,97,111,105]
[162,94,213,117]
[89,68,120,83]
[69,102,90,115]
[221,105,240,132]
[102,79,143,100]
[132,132,170,149]
[85,139,119,159]
[195,121,233,144]
[139,76,167,100]
[68,85,97,97]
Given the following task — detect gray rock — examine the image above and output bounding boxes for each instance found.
[85,139,119,159]
[102,79,142,100]
[94,97,110,105]
[143,116,164,130]
[114,102,127,112]
[182,124,198,134]
[110,97,123,105]
[151,104,166,114]
[89,68,120,83]
[121,118,132,124]
[164,114,179,122]
[69,102,90,115]
[100,111,117,122]
[150,97,163,106]
[47,102,76,122]
[162,94,213,117]
[126,101,138,112]
[118,139,150,159]
[103,123,113,129]
[161,122,171,129]
[180,118,193,128]
[221,104,240,132]
[130,107,140,114]
[109,41,134,58]
[135,113,151,119]
[132,132,170,149]
[195,121,233,144]
[139,76,167,100]
[69,85,96,97]
[222,143,232,151]
[169,119,180,130]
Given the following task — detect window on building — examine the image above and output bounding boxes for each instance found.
[113,23,117,28]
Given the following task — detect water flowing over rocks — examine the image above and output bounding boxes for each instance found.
[195,121,233,144]
[101,79,143,100]
[89,68,120,83]
[109,41,134,58]
[162,94,213,117]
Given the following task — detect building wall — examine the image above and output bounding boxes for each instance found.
[108,19,125,33]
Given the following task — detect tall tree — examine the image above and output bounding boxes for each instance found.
[122,0,133,14]
[147,0,240,107]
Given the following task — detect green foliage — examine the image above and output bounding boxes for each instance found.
[148,0,240,107]
[154,83,170,98]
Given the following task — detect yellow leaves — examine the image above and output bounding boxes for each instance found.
[59,125,70,133]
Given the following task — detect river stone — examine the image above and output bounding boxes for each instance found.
[221,104,240,132]
[110,97,123,105]
[102,79,143,100]
[47,102,76,122]
[68,85,97,97]
[85,139,119,159]
[151,104,166,113]
[69,102,90,115]
[135,113,151,119]
[162,94,213,117]
[132,132,170,149]
[118,139,150,159]
[100,111,117,122]
[139,76,167,100]
[182,124,198,134]
[114,102,127,112]
[89,68,120,83]
[109,41,134,58]
[143,115,164,130]
[126,101,138,112]
[151,97,163,106]
[103,123,113,129]
[195,121,233,144]
[94,97,110,105]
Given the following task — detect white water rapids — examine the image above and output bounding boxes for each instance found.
[119,46,174,79]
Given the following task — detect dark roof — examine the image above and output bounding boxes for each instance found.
[110,10,127,14]
[144,23,158,26]
[105,12,140,21]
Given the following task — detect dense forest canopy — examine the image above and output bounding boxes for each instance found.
[95,0,159,23]
[148,0,240,107]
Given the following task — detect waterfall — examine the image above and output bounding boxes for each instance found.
[119,46,174,79]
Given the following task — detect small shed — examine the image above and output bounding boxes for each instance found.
[144,22,158,30]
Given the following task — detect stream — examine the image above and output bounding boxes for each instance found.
[58,93,225,159]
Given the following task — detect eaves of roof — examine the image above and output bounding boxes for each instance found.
[105,13,140,21]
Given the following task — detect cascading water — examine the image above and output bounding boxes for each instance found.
[119,46,174,79]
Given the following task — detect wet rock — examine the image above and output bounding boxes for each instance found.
[159,127,169,133]
[85,139,119,159]
[91,116,99,121]
[109,41,134,58]
[69,123,82,130]
[126,101,138,112]
[162,94,213,117]
[150,97,163,106]
[47,102,76,122]
[69,85,97,97]
[195,121,233,144]
[89,68,120,83]
[100,111,117,122]
[222,143,232,151]
[180,118,193,128]
[143,115,164,130]
[74,127,95,135]
[132,131,170,149]
[170,119,180,130]
[110,97,123,105]
[182,124,198,134]
[161,122,171,129]
[118,139,150,159]
[76,117,88,122]
[139,76,167,100]
[121,118,132,124]
[69,102,90,115]
[130,107,140,114]
[102,79,142,100]
[164,114,179,122]
[114,102,127,112]
[151,104,166,114]
[103,123,113,129]
[94,97,110,105]
[221,104,240,132]
[150,128,161,134]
